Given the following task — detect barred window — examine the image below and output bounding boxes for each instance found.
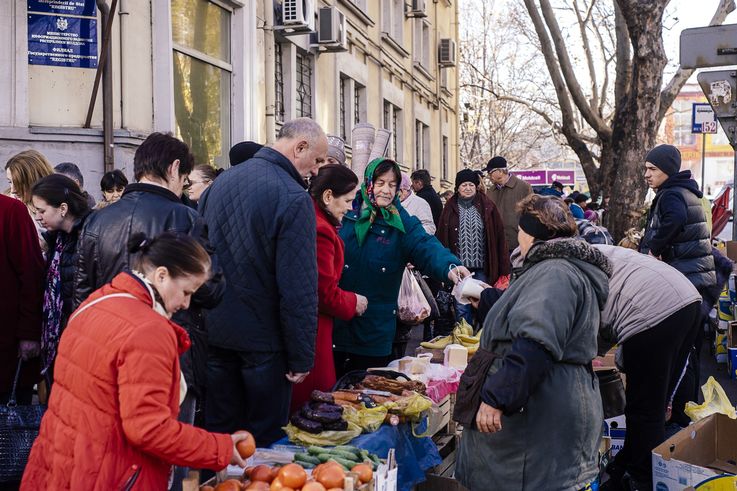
[340,76,347,140]
[296,52,313,118]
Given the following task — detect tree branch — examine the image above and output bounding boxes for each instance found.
[539,0,612,139]
[613,1,631,112]
[573,0,600,112]
[657,0,736,122]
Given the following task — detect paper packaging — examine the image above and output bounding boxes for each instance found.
[603,414,626,457]
[443,344,468,369]
[652,413,737,490]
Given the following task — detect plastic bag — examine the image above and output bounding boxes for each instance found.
[283,420,362,446]
[397,267,431,325]
[684,376,736,422]
[341,405,388,433]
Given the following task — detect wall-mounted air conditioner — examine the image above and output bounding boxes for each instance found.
[317,6,348,52]
[438,38,456,67]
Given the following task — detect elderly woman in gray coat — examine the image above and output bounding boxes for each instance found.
[456,195,611,491]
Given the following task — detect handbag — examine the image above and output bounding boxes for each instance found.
[0,360,46,482]
[596,368,626,419]
[451,348,501,428]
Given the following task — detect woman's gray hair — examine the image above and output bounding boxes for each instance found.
[277,117,325,146]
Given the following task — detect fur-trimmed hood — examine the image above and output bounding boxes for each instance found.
[522,238,612,309]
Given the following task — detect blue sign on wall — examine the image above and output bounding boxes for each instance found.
[28,0,96,18]
[28,13,98,68]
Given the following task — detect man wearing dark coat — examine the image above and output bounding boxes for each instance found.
[199,118,327,446]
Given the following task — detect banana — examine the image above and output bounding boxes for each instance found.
[420,334,454,349]
[466,343,479,355]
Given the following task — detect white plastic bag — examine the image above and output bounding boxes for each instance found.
[397,267,431,325]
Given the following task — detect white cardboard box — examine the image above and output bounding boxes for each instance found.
[652,414,737,490]
[603,414,626,457]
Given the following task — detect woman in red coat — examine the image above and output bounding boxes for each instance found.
[291,165,367,412]
[21,232,249,490]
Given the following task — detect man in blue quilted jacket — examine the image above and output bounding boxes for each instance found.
[199,118,328,445]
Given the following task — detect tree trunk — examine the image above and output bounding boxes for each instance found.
[602,0,668,240]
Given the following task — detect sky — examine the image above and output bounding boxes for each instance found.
[663,0,737,79]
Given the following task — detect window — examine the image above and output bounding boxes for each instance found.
[383,100,403,162]
[171,0,232,168]
[442,136,449,180]
[339,76,348,140]
[673,108,696,146]
[413,19,430,69]
[295,52,313,118]
[414,120,429,170]
[382,0,404,45]
[274,41,285,123]
[354,82,365,125]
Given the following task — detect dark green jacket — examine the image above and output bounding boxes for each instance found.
[335,205,461,357]
[456,239,610,491]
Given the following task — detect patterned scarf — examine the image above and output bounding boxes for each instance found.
[41,235,64,375]
[353,158,405,246]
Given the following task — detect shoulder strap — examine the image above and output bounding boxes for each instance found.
[69,293,137,323]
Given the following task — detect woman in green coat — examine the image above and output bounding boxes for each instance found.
[456,195,611,491]
[334,159,468,375]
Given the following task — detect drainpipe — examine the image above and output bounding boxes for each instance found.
[92,0,115,172]
[264,0,276,143]
[119,0,129,129]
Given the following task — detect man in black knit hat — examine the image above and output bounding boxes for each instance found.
[485,155,532,251]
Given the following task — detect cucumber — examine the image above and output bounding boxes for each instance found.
[326,458,350,471]
[369,453,381,467]
[326,449,361,462]
[330,457,358,470]
[294,453,320,467]
[334,445,362,455]
[307,445,326,456]
[317,453,333,463]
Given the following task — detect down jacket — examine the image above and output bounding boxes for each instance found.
[21,272,232,490]
[199,146,318,373]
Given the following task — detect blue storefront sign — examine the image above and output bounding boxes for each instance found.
[28,0,95,17]
[27,13,98,68]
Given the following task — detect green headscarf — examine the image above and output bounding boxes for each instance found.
[354,158,406,246]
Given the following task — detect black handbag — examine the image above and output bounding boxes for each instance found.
[0,360,46,482]
[452,348,501,428]
[596,368,626,419]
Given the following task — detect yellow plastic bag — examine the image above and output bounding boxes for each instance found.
[283,420,362,447]
[341,405,388,433]
[684,376,737,422]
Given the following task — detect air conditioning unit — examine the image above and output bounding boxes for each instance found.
[317,6,348,51]
[438,38,456,67]
[407,0,428,18]
[279,0,315,32]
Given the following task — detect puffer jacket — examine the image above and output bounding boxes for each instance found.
[198,147,318,373]
[640,171,715,292]
[21,272,232,490]
[43,211,90,331]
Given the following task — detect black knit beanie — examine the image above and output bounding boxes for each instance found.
[229,141,263,166]
[645,144,681,176]
[455,169,480,190]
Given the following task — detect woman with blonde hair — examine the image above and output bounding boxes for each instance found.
[5,150,55,248]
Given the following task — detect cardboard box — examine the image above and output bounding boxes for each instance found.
[726,241,737,264]
[603,414,626,457]
[652,413,737,490]
[729,348,737,380]
[728,321,737,348]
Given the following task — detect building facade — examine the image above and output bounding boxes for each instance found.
[0,0,460,198]
[663,83,734,198]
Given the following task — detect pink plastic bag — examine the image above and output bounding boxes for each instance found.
[397,267,431,325]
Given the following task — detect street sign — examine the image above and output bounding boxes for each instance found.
[697,71,737,147]
[680,24,737,69]
[692,103,718,134]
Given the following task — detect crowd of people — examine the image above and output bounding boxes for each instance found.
[1,113,726,491]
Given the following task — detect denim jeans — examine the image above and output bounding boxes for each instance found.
[454,269,488,326]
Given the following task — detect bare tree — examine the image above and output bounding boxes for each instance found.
[461,0,734,239]
[459,1,570,170]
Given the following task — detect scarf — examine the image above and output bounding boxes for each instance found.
[41,235,64,375]
[353,158,405,246]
